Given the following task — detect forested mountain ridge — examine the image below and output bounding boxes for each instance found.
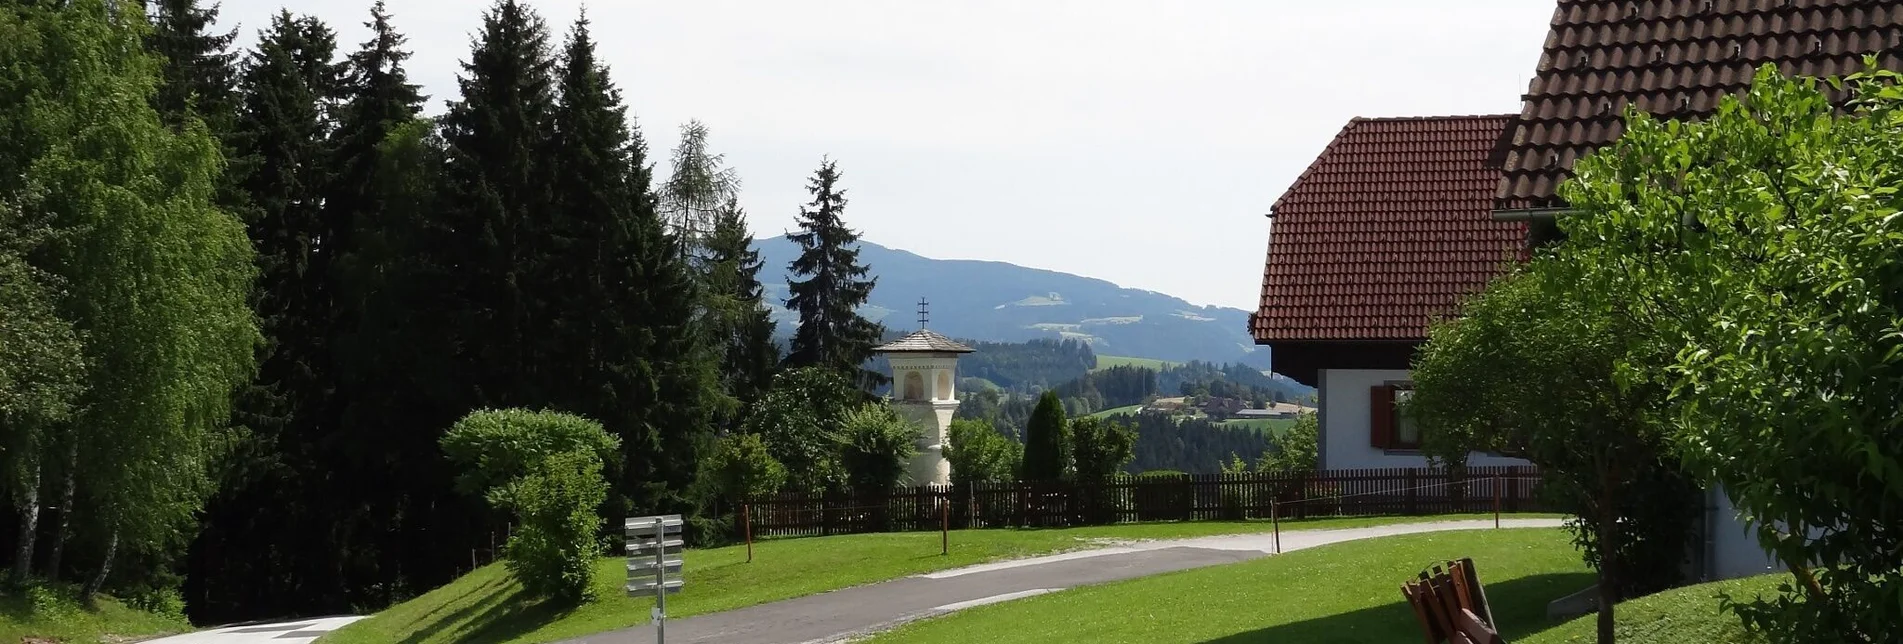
[754,236,1271,368]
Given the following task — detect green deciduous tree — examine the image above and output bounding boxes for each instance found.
[946,419,1021,486]
[784,158,886,392]
[1020,391,1071,482]
[145,0,243,212]
[706,433,786,502]
[0,0,259,596]
[1069,417,1136,483]
[744,368,856,492]
[834,404,920,492]
[0,191,83,587]
[441,409,618,604]
[1410,267,1699,644]
[1255,412,1317,474]
[1552,63,1903,643]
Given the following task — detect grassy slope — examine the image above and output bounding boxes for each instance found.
[0,585,189,644]
[1087,404,1142,419]
[1522,574,1781,644]
[1092,355,1176,372]
[1220,417,1295,434]
[324,514,1551,644]
[868,528,1590,644]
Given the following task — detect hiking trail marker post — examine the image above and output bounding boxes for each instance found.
[626,514,684,644]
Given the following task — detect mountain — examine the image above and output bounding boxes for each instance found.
[754,236,1270,368]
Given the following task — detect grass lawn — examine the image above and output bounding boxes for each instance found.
[865,528,1591,644]
[322,513,1555,644]
[0,583,189,644]
[1092,355,1176,372]
[1522,574,1780,644]
[1220,417,1295,434]
[1088,404,1143,419]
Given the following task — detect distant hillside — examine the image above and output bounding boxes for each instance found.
[755,236,1270,368]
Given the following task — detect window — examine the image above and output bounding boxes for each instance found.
[1369,382,1420,450]
[903,372,925,401]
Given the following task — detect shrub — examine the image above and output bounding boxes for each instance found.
[440,408,620,496]
[946,418,1020,485]
[442,409,619,604]
[496,450,610,602]
[833,403,919,493]
[707,432,787,501]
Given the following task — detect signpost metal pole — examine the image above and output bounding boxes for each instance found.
[654,525,666,644]
[743,503,753,563]
[626,514,684,644]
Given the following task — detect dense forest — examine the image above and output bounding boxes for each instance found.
[0,0,915,624]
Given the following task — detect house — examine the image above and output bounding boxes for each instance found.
[1252,114,1534,472]
[1254,0,1903,581]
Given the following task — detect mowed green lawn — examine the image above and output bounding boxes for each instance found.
[323,514,1550,644]
[865,528,1591,644]
[1522,574,1778,644]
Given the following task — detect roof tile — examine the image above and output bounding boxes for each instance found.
[1496,0,1903,209]
[1252,116,1525,343]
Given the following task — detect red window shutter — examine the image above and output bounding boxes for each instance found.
[1370,385,1395,449]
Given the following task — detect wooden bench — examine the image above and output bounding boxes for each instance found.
[1401,558,1504,644]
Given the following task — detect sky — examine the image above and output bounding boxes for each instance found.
[220,1,1557,311]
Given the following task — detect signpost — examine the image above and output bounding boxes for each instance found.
[625,514,685,644]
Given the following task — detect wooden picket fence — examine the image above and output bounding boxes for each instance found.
[744,466,1541,538]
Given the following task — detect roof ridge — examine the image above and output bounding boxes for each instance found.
[1349,114,1516,123]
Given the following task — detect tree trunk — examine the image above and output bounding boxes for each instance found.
[44,440,78,580]
[1596,472,1619,644]
[11,462,41,587]
[84,528,117,605]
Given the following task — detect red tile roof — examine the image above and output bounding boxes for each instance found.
[1496,0,1903,209]
[1252,116,1526,343]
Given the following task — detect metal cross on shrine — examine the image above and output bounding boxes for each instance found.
[917,297,929,329]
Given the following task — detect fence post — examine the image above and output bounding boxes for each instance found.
[1271,500,1281,554]
[743,503,754,563]
[1507,467,1522,513]
[940,495,949,556]
[1405,469,1419,515]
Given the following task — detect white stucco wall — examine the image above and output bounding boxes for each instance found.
[1704,485,1781,581]
[1317,368,1533,471]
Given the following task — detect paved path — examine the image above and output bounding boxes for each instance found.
[565,518,1563,644]
[138,616,365,644]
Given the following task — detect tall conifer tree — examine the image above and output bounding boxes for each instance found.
[548,15,719,517]
[705,197,779,416]
[437,0,560,410]
[785,158,886,391]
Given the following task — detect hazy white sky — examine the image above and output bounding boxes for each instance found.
[221,1,1556,310]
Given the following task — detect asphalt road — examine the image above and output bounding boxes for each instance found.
[137,616,366,644]
[563,518,1563,644]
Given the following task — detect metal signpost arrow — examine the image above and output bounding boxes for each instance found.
[625,514,685,644]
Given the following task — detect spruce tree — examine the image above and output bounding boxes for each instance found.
[146,0,247,228]
[187,3,429,620]
[229,11,341,452]
[1021,391,1072,481]
[661,120,739,254]
[705,196,780,418]
[437,0,560,410]
[548,15,719,517]
[785,158,886,391]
